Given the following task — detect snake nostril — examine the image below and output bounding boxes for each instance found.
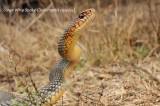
[78,13,85,19]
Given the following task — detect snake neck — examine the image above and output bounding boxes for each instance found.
[58,19,82,61]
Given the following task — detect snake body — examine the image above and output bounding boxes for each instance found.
[0,8,95,106]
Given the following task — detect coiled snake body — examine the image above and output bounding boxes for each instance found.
[0,8,95,106]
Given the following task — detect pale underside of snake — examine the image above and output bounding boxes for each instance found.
[0,8,95,106]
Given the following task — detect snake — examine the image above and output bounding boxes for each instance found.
[0,8,95,106]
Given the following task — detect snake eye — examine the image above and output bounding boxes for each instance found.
[78,13,85,19]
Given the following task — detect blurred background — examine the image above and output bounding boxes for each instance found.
[0,0,160,105]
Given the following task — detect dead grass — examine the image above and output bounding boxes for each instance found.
[0,0,160,105]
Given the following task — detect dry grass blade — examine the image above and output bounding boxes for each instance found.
[0,0,160,105]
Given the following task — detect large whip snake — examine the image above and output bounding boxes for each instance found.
[0,8,95,106]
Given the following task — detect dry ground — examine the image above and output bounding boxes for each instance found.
[0,0,160,106]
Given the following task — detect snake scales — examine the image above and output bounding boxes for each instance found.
[0,8,95,106]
